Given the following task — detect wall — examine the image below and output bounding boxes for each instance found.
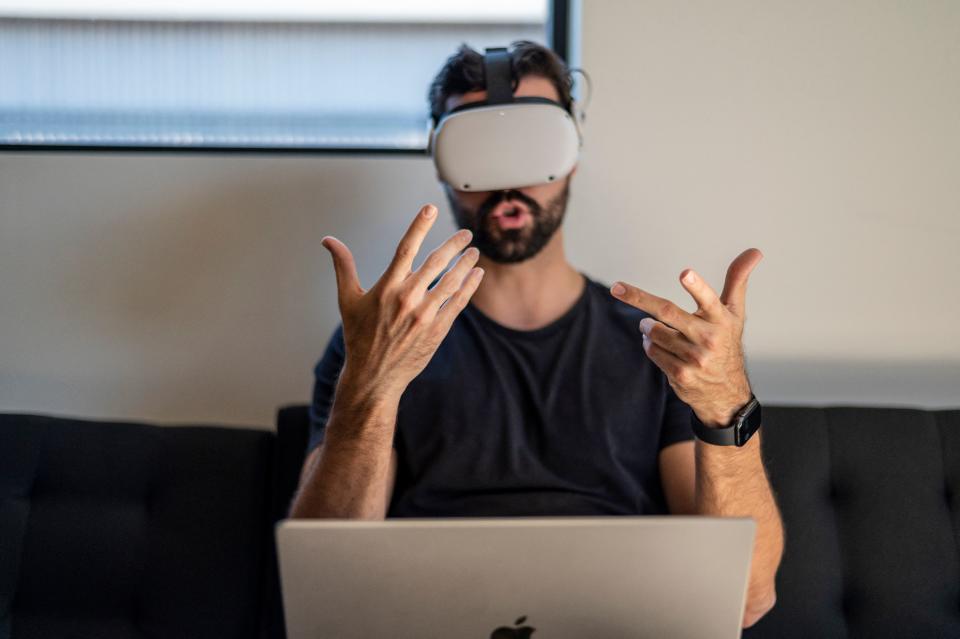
[570,0,960,407]
[0,153,452,427]
[1,0,958,428]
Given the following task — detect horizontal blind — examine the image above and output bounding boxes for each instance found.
[0,15,546,149]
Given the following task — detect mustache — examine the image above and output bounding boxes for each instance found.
[476,189,543,222]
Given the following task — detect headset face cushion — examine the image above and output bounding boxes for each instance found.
[432,102,580,191]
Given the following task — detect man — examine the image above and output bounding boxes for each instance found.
[289,41,784,628]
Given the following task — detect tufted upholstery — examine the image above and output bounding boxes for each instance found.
[741,406,960,638]
[0,413,275,639]
[3,405,960,638]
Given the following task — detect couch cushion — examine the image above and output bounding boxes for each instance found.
[745,406,960,638]
[0,413,274,639]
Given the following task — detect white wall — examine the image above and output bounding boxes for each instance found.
[0,153,456,428]
[1,0,958,428]
[571,0,960,406]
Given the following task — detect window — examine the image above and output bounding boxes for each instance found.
[0,1,569,151]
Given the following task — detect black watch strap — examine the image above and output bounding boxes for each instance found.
[691,394,762,447]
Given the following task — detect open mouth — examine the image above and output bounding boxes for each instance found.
[486,199,533,230]
[492,208,531,230]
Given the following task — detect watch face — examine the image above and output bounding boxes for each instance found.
[735,402,762,446]
[739,397,759,418]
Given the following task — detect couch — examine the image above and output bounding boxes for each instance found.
[2,405,959,638]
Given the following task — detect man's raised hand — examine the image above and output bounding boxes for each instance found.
[321,204,484,401]
[609,249,763,428]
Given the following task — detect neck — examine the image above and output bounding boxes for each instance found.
[468,227,586,331]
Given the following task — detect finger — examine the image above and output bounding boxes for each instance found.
[719,248,763,318]
[642,332,687,382]
[321,236,363,308]
[678,268,725,320]
[382,204,440,283]
[610,281,706,338]
[408,227,474,291]
[434,266,485,333]
[639,317,700,363]
[421,246,480,315]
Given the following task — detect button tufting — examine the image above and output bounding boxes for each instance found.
[841,591,855,616]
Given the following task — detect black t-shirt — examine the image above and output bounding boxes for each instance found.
[308,273,694,517]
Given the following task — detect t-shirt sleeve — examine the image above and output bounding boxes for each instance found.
[307,323,346,454]
[660,379,695,449]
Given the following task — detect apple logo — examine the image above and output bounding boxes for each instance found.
[490,615,536,638]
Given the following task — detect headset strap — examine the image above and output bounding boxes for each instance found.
[442,96,565,118]
[483,47,513,104]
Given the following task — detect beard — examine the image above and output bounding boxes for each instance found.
[446,179,571,264]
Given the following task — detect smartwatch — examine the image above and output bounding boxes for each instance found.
[691,394,762,447]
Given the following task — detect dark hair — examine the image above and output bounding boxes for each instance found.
[427,40,574,127]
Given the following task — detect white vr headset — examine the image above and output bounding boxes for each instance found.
[427,47,588,192]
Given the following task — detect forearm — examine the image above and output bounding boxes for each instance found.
[288,370,401,519]
[695,430,784,623]
[291,205,480,517]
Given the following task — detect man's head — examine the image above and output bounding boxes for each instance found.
[428,41,577,264]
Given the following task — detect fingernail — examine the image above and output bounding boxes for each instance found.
[684,271,696,284]
[639,318,653,334]
[611,283,626,296]
[423,205,437,218]
[473,267,485,278]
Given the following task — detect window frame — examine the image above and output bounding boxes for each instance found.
[0,0,571,155]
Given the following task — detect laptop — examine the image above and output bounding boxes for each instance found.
[276,517,755,639]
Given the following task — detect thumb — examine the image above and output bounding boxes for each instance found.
[321,236,363,308]
[719,248,763,318]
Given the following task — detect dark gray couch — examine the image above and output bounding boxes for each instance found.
[2,405,959,638]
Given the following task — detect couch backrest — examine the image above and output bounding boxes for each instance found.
[6,405,960,638]
[744,406,960,638]
[0,414,275,639]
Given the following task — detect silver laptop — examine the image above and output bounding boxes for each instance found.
[276,517,755,639]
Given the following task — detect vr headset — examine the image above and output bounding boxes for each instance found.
[428,47,588,192]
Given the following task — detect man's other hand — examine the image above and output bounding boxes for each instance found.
[610,249,763,427]
[322,204,484,402]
